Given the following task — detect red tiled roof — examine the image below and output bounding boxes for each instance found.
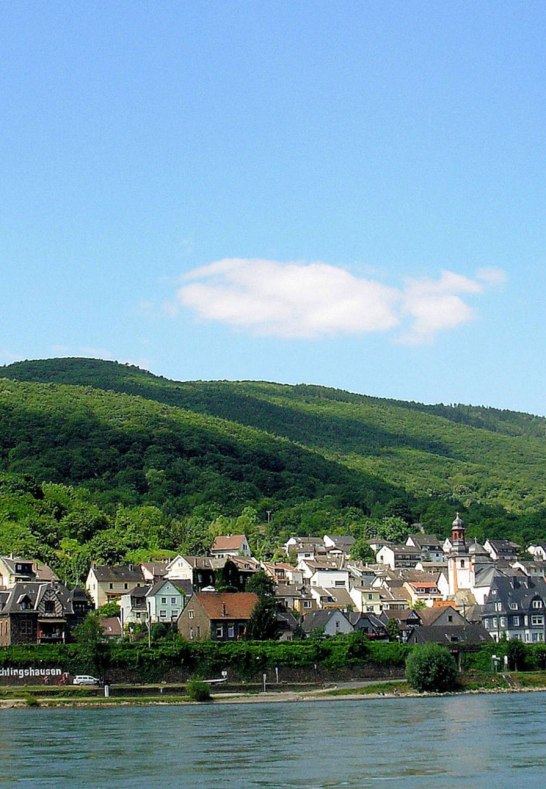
[196,592,258,620]
[211,535,247,551]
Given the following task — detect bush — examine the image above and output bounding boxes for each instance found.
[405,644,458,693]
[186,680,212,702]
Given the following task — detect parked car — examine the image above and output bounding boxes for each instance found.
[73,675,100,686]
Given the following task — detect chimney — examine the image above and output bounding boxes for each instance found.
[222,602,227,617]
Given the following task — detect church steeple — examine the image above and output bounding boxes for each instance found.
[451,512,467,553]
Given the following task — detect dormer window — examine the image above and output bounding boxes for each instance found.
[532,599,543,609]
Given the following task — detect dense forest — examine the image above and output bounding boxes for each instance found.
[0,357,544,582]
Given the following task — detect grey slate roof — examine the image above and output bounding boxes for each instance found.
[92,565,145,583]
[301,609,351,633]
[0,582,85,615]
[483,576,546,615]
[408,624,491,645]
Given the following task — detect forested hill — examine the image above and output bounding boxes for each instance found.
[0,357,544,574]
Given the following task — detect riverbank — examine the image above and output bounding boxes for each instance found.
[3,674,546,709]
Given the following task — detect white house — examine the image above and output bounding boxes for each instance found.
[210,534,251,559]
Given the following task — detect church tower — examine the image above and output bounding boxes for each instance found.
[448,512,473,595]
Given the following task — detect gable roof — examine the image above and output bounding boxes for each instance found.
[91,565,144,583]
[211,535,248,552]
[408,624,491,644]
[194,591,258,620]
[147,578,192,597]
[301,609,350,633]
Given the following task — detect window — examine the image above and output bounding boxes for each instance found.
[109,583,113,590]
[510,602,518,610]
[368,594,373,600]
[216,625,223,638]
[460,560,465,568]
[484,619,490,629]
[161,597,167,604]
[171,598,177,604]
[533,600,543,608]
[188,610,194,619]
[303,601,311,609]
[495,602,502,612]
[499,617,507,628]
[512,616,520,626]
[124,584,128,590]
[228,625,235,638]
[448,615,453,623]
[492,617,498,628]
[160,610,166,618]
[531,615,543,626]
[335,581,345,587]
[19,620,34,635]
[189,627,194,640]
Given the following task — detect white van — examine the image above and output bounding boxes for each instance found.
[73,675,100,685]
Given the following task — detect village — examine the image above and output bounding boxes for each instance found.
[1,512,546,656]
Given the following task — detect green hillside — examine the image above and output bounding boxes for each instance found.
[0,357,544,577]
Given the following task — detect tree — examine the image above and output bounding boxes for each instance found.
[507,638,527,671]
[386,618,401,642]
[97,602,121,618]
[405,644,458,692]
[350,538,375,564]
[245,571,280,640]
[73,613,111,677]
[245,597,279,640]
[245,571,276,599]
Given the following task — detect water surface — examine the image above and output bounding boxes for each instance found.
[1,693,545,787]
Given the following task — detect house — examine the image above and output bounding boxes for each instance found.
[146,579,189,624]
[276,610,299,641]
[165,556,219,590]
[301,609,353,637]
[284,537,326,562]
[528,544,546,562]
[210,534,251,559]
[323,535,355,556]
[118,585,150,627]
[0,582,90,646]
[407,623,491,645]
[86,565,145,608]
[177,591,258,641]
[379,609,422,641]
[99,616,123,640]
[349,586,384,614]
[403,578,443,608]
[511,560,545,578]
[483,539,520,563]
[140,561,169,583]
[297,559,349,589]
[418,605,467,628]
[275,584,313,612]
[375,545,421,569]
[0,556,59,590]
[310,586,354,610]
[347,612,387,639]
[406,535,444,563]
[261,562,303,586]
[275,584,316,614]
[482,576,546,643]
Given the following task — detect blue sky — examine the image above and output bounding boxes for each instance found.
[1,2,545,416]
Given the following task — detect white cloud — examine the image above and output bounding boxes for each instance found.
[174,258,504,344]
[398,270,484,345]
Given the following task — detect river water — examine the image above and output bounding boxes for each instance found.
[1,693,545,787]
